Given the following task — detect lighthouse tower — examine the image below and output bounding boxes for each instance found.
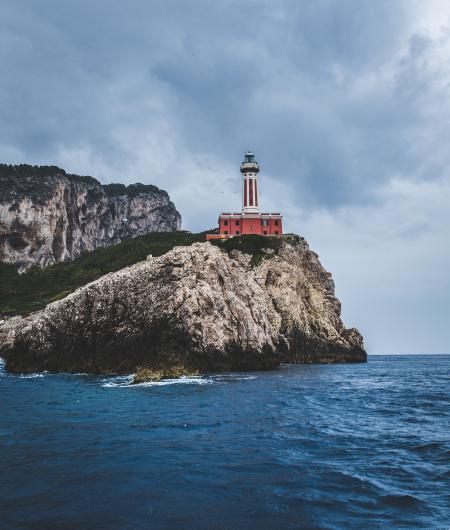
[206,151,283,240]
[241,151,259,214]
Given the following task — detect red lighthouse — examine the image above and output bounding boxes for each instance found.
[207,151,283,240]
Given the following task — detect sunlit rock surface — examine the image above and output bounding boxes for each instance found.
[0,235,366,374]
[0,164,181,271]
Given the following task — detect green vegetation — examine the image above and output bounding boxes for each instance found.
[103,183,161,197]
[0,164,99,186]
[0,233,283,317]
[0,231,204,316]
[0,164,65,179]
[66,174,99,186]
[210,234,282,266]
[0,165,160,195]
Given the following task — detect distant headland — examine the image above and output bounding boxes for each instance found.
[0,163,181,272]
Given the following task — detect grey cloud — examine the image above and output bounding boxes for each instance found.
[1,0,448,205]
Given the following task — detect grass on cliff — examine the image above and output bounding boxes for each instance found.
[0,232,283,317]
[0,232,203,316]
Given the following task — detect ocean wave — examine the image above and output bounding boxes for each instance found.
[101,374,212,388]
[0,357,48,379]
[101,375,135,387]
[132,376,212,388]
[379,493,423,509]
[412,441,444,452]
[212,374,258,382]
[101,372,257,388]
[343,378,393,389]
[19,372,48,379]
[0,360,49,379]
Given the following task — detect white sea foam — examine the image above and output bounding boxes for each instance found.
[101,375,135,388]
[101,372,259,388]
[102,374,216,388]
[100,374,208,388]
[0,360,50,379]
[343,378,393,390]
[212,374,258,382]
[132,376,212,388]
[0,358,50,379]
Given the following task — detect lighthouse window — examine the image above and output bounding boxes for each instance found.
[274,220,279,226]
[263,230,267,235]
[235,220,240,226]
[236,230,240,235]
[224,220,228,226]
[262,219,268,226]
[224,230,228,235]
[274,231,279,235]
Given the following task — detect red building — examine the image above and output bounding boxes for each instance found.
[207,152,283,240]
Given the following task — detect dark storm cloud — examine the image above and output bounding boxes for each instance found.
[0,0,427,207]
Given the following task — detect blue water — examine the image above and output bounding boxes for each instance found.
[0,355,449,529]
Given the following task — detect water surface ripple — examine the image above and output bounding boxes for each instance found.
[0,355,449,529]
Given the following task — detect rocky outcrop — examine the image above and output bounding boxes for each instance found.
[0,235,366,374]
[0,164,181,271]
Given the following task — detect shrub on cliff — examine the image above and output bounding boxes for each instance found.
[211,234,282,266]
[0,231,203,316]
[103,183,161,197]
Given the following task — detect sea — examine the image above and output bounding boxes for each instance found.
[0,355,448,530]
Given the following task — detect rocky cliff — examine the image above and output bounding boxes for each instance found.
[0,235,366,374]
[0,164,181,271]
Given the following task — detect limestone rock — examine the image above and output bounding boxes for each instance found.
[0,164,181,271]
[0,236,366,374]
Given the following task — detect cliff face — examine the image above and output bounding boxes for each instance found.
[0,165,181,271]
[0,235,366,374]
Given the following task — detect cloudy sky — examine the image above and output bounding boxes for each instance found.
[1,0,449,354]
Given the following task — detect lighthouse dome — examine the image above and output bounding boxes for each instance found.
[240,151,259,173]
